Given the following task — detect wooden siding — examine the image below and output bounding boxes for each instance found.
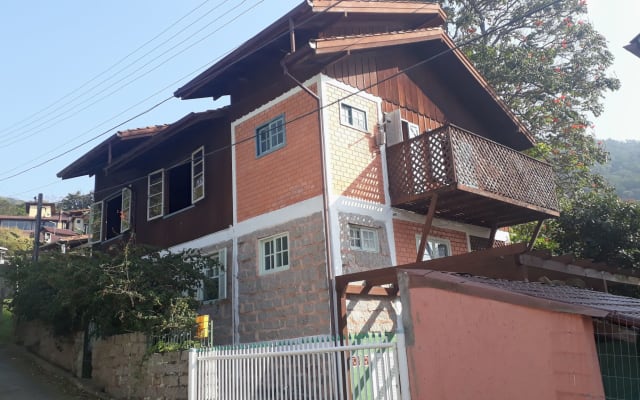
[94,118,232,248]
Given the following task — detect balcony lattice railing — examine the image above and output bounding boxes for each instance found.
[386,125,559,226]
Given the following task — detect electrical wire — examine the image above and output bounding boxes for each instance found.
[3,0,559,194]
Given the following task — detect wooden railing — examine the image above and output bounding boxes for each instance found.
[386,125,559,216]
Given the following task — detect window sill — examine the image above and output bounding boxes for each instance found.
[163,205,195,219]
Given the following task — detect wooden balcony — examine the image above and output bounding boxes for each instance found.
[386,125,559,227]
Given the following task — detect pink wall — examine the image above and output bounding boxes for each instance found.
[405,286,605,399]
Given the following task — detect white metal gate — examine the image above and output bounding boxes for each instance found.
[188,334,404,400]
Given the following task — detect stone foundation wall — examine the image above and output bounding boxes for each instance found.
[92,333,188,400]
[346,296,398,335]
[237,212,332,342]
[15,320,84,377]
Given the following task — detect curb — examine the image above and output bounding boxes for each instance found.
[9,343,114,400]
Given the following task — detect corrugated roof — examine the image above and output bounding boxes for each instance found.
[458,274,640,324]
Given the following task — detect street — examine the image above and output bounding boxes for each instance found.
[0,344,101,400]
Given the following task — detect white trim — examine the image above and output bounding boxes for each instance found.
[392,207,498,239]
[120,187,132,233]
[234,195,323,237]
[191,146,205,204]
[258,232,290,275]
[147,169,164,221]
[167,226,234,253]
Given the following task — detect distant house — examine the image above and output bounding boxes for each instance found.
[0,246,7,265]
[59,1,559,346]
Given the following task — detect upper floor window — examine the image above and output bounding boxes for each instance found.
[146,146,206,220]
[256,115,285,157]
[349,225,378,252]
[89,187,132,243]
[340,103,367,131]
[416,235,451,261]
[198,248,227,303]
[192,147,205,203]
[259,232,289,274]
[147,170,164,220]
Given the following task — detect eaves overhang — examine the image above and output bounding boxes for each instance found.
[174,1,446,100]
[104,107,228,174]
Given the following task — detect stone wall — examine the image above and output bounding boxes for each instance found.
[237,212,332,342]
[92,333,188,400]
[15,320,84,377]
[339,212,392,274]
[346,296,398,335]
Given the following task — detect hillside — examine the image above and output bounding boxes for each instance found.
[597,139,640,201]
[0,197,25,216]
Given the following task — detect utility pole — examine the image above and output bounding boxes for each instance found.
[32,193,43,262]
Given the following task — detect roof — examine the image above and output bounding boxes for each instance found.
[58,109,226,179]
[174,1,446,100]
[459,274,640,325]
[41,226,79,236]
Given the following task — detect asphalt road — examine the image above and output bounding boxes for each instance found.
[0,344,101,400]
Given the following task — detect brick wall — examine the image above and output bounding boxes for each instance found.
[324,83,385,203]
[338,212,392,274]
[393,218,468,265]
[234,85,323,222]
[237,212,332,342]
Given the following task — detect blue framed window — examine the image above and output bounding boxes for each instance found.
[256,115,285,157]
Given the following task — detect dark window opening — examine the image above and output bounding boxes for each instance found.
[105,195,123,240]
[168,163,191,214]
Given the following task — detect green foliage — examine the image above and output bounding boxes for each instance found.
[437,0,619,198]
[7,240,217,338]
[148,339,201,354]
[0,227,32,254]
[0,197,25,216]
[595,139,640,201]
[57,191,94,211]
[550,190,640,270]
[0,302,12,344]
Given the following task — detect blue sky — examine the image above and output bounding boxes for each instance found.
[0,0,637,202]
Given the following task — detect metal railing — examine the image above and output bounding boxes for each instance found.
[188,334,403,400]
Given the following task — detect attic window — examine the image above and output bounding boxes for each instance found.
[340,103,367,131]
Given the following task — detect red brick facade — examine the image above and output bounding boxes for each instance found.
[393,219,468,265]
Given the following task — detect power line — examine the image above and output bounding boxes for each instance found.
[0,0,257,148]
[78,0,564,200]
[0,0,212,138]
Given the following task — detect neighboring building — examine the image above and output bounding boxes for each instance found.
[624,33,640,58]
[0,246,7,265]
[58,1,559,345]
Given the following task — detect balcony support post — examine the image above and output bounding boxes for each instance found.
[417,194,438,262]
[487,224,498,249]
[527,219,544,251]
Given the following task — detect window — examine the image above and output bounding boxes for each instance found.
[340,103,367,131]
[198,248,227,302]
[349,225,378,252]
[167,163,191,214]
[147,170,164,220]
[104,188,132,240]
[256,115,285,156]
[260,233,289,274]
[89,202,103,243]
[192,147,205,203]
[416,235,451,261]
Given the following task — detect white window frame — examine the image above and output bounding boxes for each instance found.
[120,187,132,233]
[192,146,205,204]
[416,234,451,261]
[340,103,368,132]
[256,115,286,157]
[89,201,103,244]
[147,169,164,220]
[259,232,290,275]
[349,225,379,252]
[198,248,227,303]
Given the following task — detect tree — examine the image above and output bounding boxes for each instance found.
[8,240,217,338]
[0,197,25,216]
[437,0,620,198]
[58,191,93,211]
[0,228,32,254]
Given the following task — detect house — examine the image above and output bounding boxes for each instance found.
[58,1,559,346]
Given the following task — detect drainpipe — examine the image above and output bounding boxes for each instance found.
[281,59,338,338]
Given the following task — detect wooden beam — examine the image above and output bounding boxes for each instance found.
[416,194,438,263]
[311,1,446,18]
[311,29,444,55]
[345,284,397,296]
[527,219,544,251]
[487,225,498,248]
[519,253,640,286]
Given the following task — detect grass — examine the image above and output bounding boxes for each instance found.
[0,300,13,344]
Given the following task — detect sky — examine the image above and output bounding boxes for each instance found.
[0,0,637,202]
